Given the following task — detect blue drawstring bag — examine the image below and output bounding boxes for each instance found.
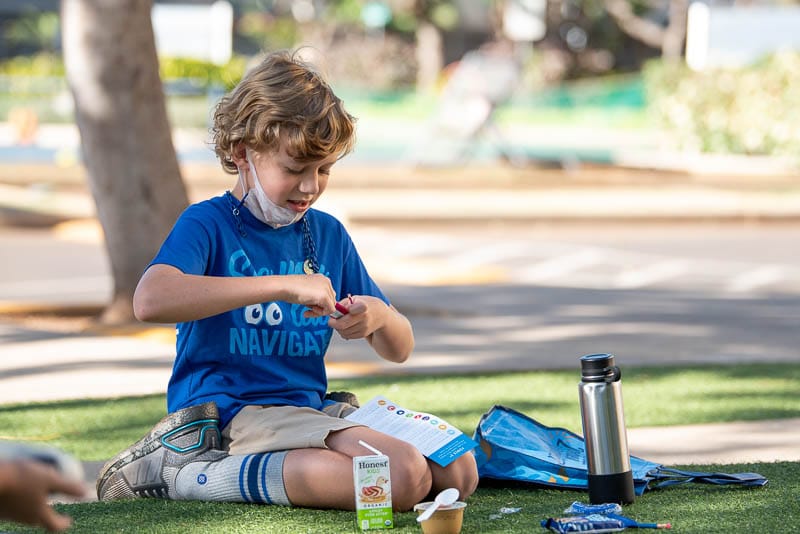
[473,405,767,495]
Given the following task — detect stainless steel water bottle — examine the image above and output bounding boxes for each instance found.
[578,353,635,504]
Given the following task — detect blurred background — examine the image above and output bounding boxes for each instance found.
[0,0,798,370]
[3,0,800,164]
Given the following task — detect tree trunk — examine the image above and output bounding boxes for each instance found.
[412,1,444,94]
[662,0,689,62]
[61,0,189,324]
[602,0,665,50]
[603,0,689,62]
[415,20,444,94]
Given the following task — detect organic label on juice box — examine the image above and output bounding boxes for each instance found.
[353,454,393,530]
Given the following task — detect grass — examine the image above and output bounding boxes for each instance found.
[0,363,798,532]
[2,467,798,533]
[1,363,797,461]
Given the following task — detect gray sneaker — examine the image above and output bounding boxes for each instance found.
[324,391,360,408]
[96,402,226,500]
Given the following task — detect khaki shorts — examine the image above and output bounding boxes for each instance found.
[221,402,363,455]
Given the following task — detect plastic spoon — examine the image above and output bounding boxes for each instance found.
[416,487,459,523]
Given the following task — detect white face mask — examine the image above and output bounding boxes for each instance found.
[240,150,304,228]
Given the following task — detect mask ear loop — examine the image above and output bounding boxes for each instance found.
[225,155,249,238]
[239,151,253,204]
[301,215,319,274]
[226,190,247,238]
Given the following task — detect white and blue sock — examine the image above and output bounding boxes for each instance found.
[174,451,289,505]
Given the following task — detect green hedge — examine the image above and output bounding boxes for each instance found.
[158,56,247,91]
[0,53,64,77]
[644,52,800,156]
[0,53,248,92]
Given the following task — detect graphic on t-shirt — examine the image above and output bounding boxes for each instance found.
[229,249,330,278]
[228,249,333,358]
[244,302,285,326]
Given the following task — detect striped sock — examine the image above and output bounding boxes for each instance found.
[174,451,289,505]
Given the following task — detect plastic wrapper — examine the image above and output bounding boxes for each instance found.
[541,515,625,533]
[564,502,623,516]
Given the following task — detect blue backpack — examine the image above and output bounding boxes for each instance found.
[473,405,767,495]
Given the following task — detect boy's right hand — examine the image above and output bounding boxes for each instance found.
[283,273,337,317]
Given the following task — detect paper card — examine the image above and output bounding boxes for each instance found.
[345,395,478,467]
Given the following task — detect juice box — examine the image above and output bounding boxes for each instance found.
[353,454,393,530]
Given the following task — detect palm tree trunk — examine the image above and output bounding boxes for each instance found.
[61,0,189,324]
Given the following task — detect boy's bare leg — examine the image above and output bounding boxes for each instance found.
[283,426,432,511]
[282,448,358,509]
[427,452,479,500]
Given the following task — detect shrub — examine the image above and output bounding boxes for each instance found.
[644,52,800,156]
[0,52,64,77]
[158,55,248,91]
[0,52,249,92]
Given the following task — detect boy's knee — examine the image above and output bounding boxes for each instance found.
[390,445,431,511]
[440,452,479,500]
[456,453,479,498]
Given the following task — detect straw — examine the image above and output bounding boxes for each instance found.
[358,440,384,456]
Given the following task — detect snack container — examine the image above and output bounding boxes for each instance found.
[413,501,467,534]
[353,454,393,530]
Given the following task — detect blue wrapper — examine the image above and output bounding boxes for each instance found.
[541,516,625,533]
[564,502,624,516]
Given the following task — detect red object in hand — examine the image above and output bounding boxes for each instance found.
[330,301,350,319]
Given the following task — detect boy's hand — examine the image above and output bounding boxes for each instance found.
[328,296,388,340]
[285,274,337,317]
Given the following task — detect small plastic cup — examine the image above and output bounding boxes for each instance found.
[413,501,467,534]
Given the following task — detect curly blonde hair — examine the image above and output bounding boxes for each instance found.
[211,50,356,174]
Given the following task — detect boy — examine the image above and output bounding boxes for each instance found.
[96,49,478,511]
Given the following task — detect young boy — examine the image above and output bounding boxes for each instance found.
[96,49,478,511]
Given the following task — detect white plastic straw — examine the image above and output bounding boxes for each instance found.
[358,440,384,456]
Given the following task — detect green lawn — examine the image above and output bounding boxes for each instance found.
[0,363,798,533]
[2,363,797,461]
[3,466,797,534]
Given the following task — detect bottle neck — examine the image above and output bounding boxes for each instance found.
[581,365,621,383]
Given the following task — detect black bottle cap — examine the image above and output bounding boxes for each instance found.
[580,353,616,381]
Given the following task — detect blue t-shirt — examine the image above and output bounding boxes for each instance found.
[150,193,388,428]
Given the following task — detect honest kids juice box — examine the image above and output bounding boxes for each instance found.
[353,453,393,530]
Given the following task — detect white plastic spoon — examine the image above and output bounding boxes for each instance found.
[416,487,460,523]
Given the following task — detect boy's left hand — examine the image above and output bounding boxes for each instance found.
[329,295,387,340]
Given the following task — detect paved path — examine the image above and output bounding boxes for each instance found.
[3,165,800,226]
